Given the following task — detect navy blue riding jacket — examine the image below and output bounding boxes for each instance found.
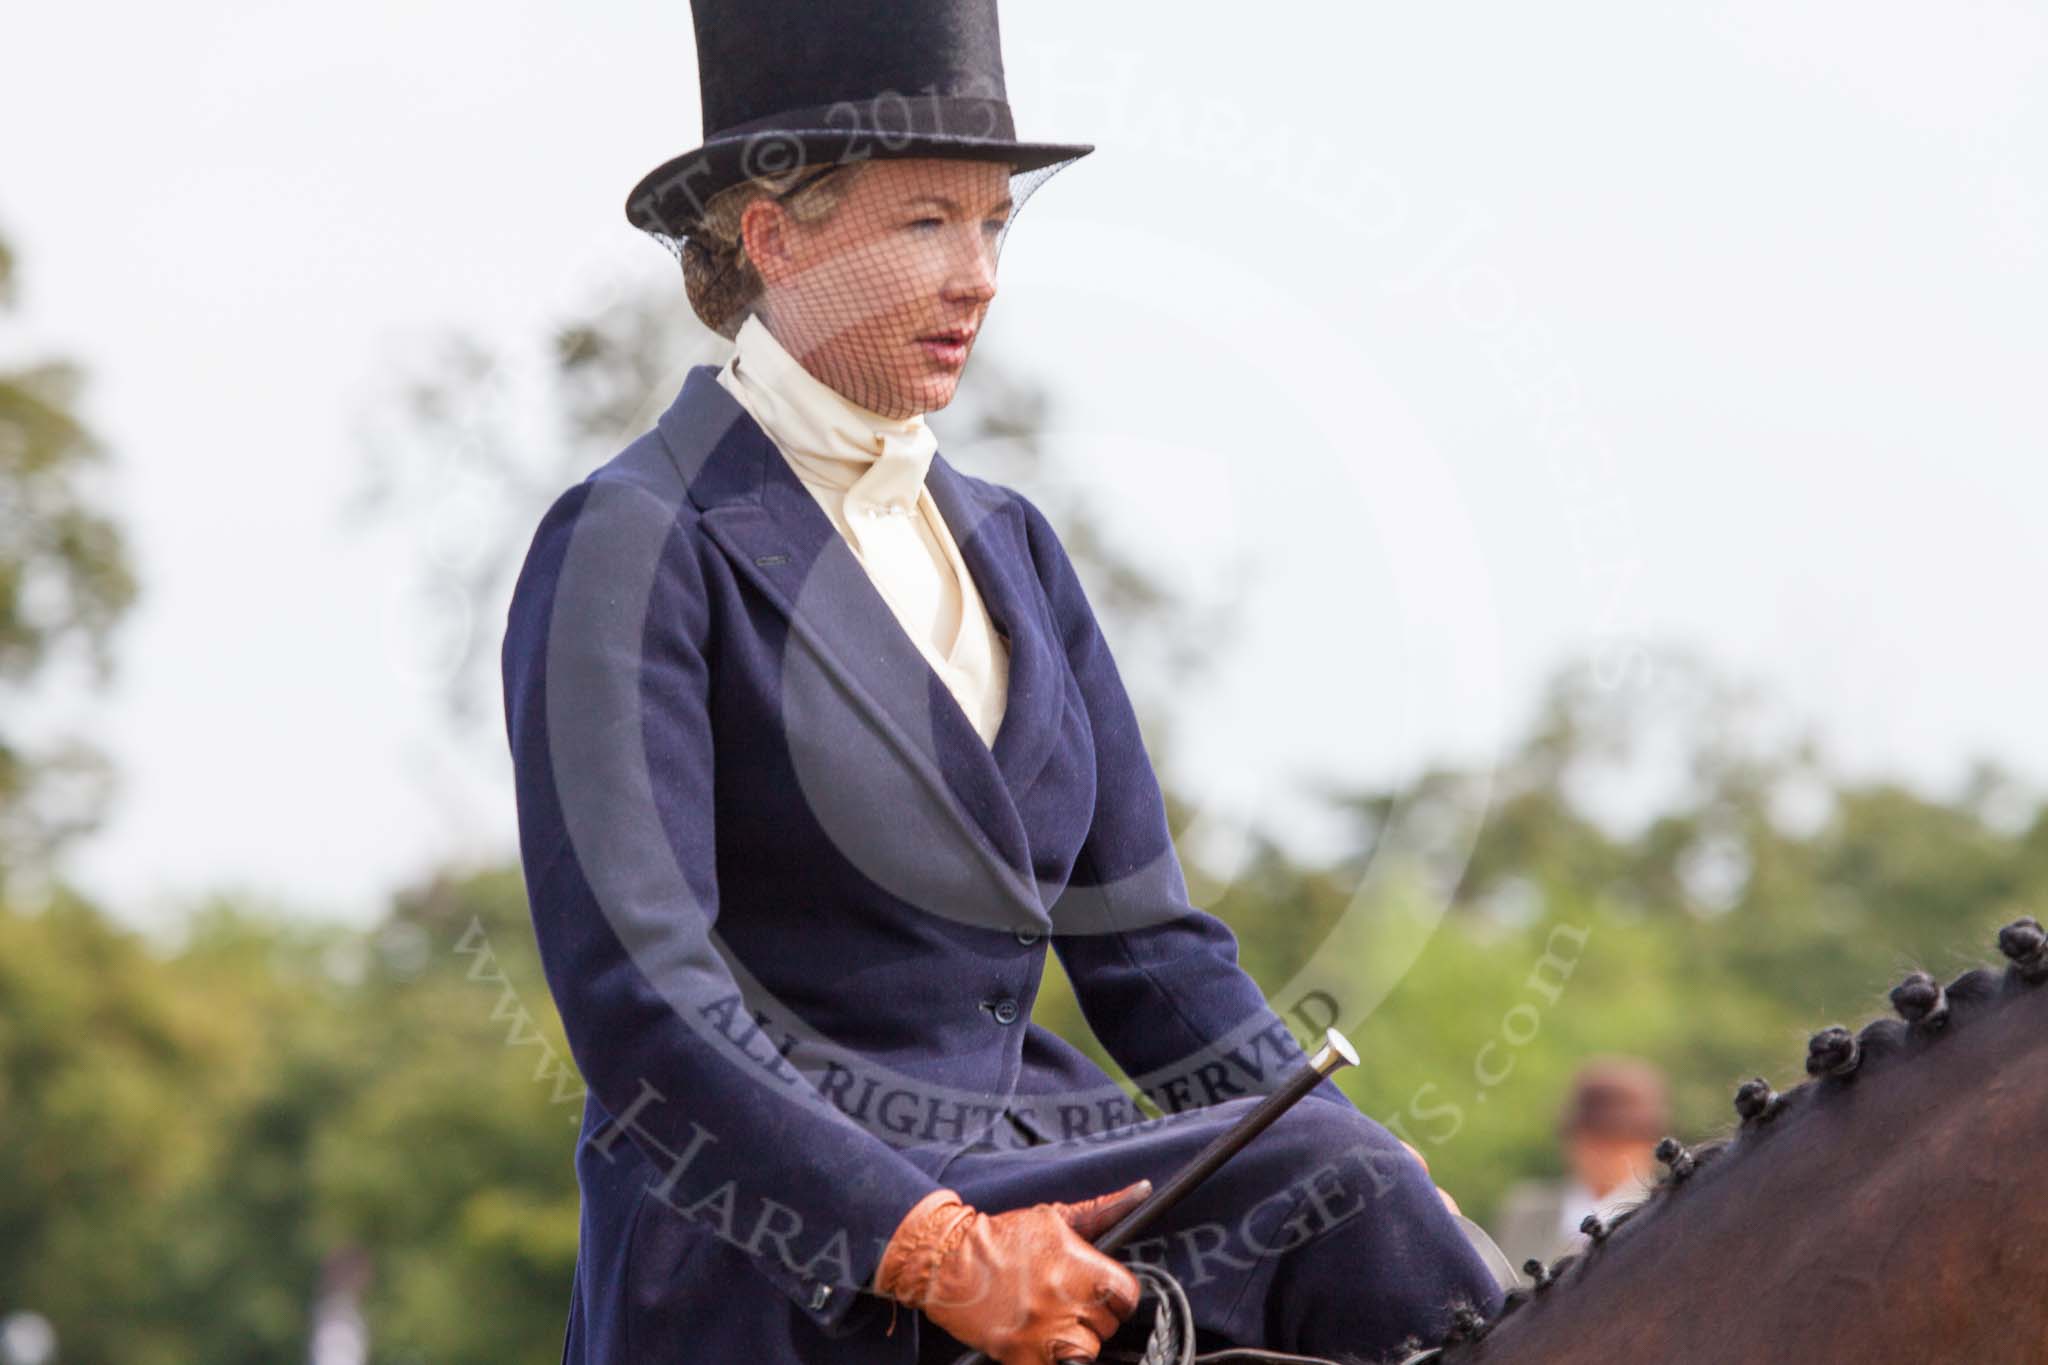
[501,365,1357,1362]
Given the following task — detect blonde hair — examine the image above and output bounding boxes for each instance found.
[681,162,867,340]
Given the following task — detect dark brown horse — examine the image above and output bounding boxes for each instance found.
[1377,916,2048,1365]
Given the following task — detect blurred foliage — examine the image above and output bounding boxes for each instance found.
[0,870,579,1363]
[0,226,138,888]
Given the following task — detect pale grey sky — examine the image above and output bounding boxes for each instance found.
[5,1,2042,931]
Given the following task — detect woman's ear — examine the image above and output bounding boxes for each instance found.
[740,199,798,286]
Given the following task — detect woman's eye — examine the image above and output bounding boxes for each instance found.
[984,219,1009,233]
[910,217,944,230]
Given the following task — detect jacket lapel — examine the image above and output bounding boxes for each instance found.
[922,451,1064,797]
[652,366,1057,924]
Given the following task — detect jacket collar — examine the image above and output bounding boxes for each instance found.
[651,365,1063,919]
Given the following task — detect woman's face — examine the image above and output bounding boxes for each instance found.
[746,157,1015,419]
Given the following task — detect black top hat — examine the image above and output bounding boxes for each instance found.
[625,0,1093,241]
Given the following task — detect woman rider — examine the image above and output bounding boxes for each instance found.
[500,1,1507,1361]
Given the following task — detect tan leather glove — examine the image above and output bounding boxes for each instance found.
[876,1180,1150,1364]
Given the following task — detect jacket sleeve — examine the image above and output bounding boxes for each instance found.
[1014,492,1352,1118]
[500,476,940,1333]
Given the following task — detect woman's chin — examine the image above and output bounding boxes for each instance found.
[905,373,964,414]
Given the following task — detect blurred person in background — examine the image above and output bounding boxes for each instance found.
[1492,1057,1671,1276]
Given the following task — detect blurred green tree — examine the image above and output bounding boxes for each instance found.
[0,228,138,889]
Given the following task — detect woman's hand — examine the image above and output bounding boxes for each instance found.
[878,1181,1150,1364]
[1397,1138,1462,1218]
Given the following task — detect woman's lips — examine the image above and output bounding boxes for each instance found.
[917,333,970,368]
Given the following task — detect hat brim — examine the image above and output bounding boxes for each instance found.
[625,131,1094,237]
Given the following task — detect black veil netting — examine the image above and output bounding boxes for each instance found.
[639,154,1085,416]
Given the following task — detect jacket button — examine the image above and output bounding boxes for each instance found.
[991,998,1019,1025]
[1014,927,1041,946]
[807,1282,832,1311]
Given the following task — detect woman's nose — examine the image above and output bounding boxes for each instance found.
[944,228,999,302]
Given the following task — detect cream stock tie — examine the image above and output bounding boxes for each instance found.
[715,314,1009,747]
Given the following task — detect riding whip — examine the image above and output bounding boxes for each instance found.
[951,1028,1361,1365]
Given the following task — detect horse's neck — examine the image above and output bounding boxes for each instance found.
[1459,975,2048,1365]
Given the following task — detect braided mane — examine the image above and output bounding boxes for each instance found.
[1394,916,2048,1364]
